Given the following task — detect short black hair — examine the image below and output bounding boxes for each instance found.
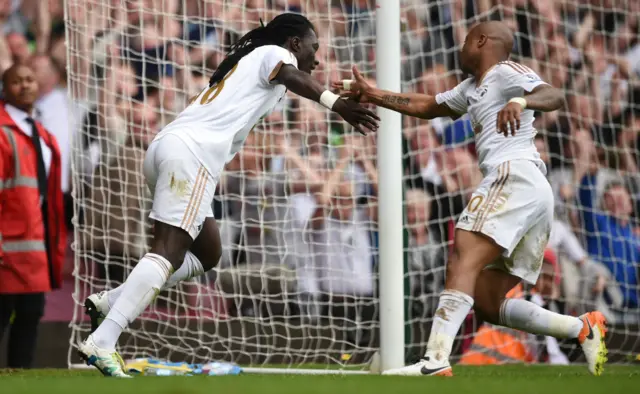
[1,63,29,87]
[209,13,315,86]
[1,64,17,86]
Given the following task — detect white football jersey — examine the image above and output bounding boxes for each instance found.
[435,61,548,175]
[155,45,298,175]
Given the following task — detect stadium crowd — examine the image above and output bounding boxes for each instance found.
[0,0,639,367]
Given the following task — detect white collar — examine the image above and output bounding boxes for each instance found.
[5,103,35,121]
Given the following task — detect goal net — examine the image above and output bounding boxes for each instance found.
[67,0,640,371]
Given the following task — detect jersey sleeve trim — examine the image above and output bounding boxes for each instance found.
[268,60,285,83]
[522,80,548,93]
[434,97,465,116]
[435,79,471,116]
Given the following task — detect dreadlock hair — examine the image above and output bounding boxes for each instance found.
[209,13,315,86]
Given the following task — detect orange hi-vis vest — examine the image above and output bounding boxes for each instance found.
[0,101,66,293]
[459,285,536,365]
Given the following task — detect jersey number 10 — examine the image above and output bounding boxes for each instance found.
[190,64,239,105]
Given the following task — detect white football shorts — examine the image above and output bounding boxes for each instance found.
[456,159,553,284]
[143,133,218,240]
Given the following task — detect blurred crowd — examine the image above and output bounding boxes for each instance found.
[1,0,639,363]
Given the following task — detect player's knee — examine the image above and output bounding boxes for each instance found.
[200,247,221,272]
[446,248,481,276]
[149,238,189,271]
[151,221,194,270]
[473,297,502,325]
[473,270,520,324]
[154,246,188,271]
[190,217,222,272]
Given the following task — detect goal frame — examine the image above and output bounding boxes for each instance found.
[67,0,403,375]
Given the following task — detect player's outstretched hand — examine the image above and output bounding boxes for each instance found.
[333,98,380,135]
[496,101,523,137]
[332,66,374,104]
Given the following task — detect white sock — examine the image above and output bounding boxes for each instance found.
[499,298,582,339]
[106,252,204,309]
[425,290,474,361]
[92,253,172,350]
[163,251,205,288]
[107,285,122,309]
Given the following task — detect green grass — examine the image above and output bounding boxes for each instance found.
[1,365,639,394]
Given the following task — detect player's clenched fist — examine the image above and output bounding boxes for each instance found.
[496,100,524,137]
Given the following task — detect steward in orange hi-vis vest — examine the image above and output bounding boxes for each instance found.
[459,284,536,365]
[0,100,66,293]
[0,64,67,369]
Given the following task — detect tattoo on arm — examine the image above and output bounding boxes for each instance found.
[381,95,410,106]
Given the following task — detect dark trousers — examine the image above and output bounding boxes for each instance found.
[0,292,46,368]
[64,192,74,231]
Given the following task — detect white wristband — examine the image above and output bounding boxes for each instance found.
[320,90,340,110]
[509,97,527,109]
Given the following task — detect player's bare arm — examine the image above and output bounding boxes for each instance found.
[524,84,565,112]
[497,84,564,136]
[333,65,459,120]
[275,64,380,134]
[370,91,458,120]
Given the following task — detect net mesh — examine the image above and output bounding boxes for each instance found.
[67,0,640,369]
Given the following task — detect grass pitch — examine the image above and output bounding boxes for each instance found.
[1,365,639,394]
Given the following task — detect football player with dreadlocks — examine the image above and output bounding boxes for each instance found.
[78,13,379,377]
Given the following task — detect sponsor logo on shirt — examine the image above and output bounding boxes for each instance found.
[525,73,541,82]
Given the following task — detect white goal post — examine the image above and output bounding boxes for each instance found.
[66,0,640,373]
[375,0,405,373]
